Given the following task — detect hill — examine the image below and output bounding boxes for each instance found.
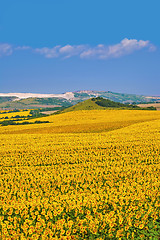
[0,90,160,110]
[0,97,72,110]
[58,97,156,114]
[0,96,17,104]
[60,98,105,112]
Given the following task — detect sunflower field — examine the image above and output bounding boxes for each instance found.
[0,110,160,239]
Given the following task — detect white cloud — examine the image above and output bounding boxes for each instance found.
[34,45,61,58]
[59,45,74,53]
[34,38,155,59]
[0,44,31,57]
[0,39,156,59]
[34,44,87,59]
[0,43,13,57]
[80,38,154,59]
[15,46,31,50]
[59,44,87,58]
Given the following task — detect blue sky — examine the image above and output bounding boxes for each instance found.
[0,0,160,95]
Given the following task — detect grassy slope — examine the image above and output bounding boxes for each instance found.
[61,99,105,113]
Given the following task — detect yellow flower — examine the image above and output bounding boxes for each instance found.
[139,223,144,229]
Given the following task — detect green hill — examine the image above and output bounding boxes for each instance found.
[0,97,16,104]
[0,97,71,110]
[58,97,156,114]
[61,98,105,112]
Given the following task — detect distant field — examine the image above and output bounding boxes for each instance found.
[138,103,160,110]
[30,104,61,108]
[0,109,31,120]
[1,109,160,134]
[41,110,59,115]
[0,109,160,239]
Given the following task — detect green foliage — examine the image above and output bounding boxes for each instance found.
[0,109,21,114]
[0,97,16,103]
[30,109,43,118]
[146,106,157,110]
[34,120,49,124]
[93,97,125,108]
[0,119,50,126]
